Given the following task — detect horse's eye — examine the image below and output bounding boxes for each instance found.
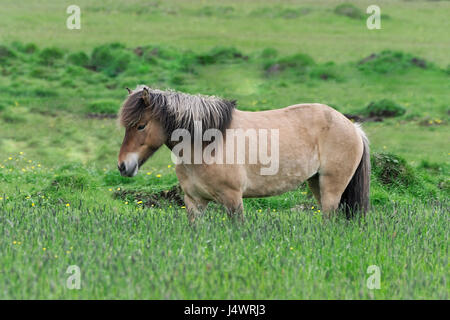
[137,124,146,131]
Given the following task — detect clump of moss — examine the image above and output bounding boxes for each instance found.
[371,152,417,188]
[38,47,64,66]
[364,99,406,118]
[334,3,364,19]
[358,50,430,74]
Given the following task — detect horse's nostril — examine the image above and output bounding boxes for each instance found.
[118,162,126,172]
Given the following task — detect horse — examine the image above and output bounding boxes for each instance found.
[117,86,370,223]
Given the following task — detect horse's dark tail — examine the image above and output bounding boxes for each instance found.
[339,125,371,218]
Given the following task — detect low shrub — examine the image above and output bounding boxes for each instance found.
[371,152,417,188]
[67,51,90,67]
[90,43,133,76]
[358,50,430,74]
[196,46,246,65]
[364,99,406,118]
[0,45,16,61]
[38,47,64,66]
[264,53,315,75]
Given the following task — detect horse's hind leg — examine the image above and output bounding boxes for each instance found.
[307,174,321,207]
[184,194,209,224]
[318,173,350,218]
[218,190,244,222]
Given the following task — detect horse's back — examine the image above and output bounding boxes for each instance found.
[233,103,364,198]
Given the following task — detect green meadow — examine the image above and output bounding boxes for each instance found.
[0,0,448,299]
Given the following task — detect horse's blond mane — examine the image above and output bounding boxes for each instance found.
[119,86,236,135]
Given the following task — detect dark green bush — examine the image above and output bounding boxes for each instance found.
[90,43,133,76]
[365,99,406,117]
[197,46,246,65]
[358,50,430,74]
[264,53,315,74]
[67,51,89,67]
[0,45,16,61]
[309,62,340,80]
[39,47,64,65]
[11,42,38,54]
[334,3,364,19]
[260,48,278,59]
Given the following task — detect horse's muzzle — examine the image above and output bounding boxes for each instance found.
[118,161,138,177]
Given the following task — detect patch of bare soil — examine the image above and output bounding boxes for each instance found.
[114,185,184,208]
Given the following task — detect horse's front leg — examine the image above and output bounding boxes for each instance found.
[219,190,245,223]
[184,194,209,225]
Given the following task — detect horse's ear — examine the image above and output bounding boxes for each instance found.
[141,87,150,106]
[126,87,132,94]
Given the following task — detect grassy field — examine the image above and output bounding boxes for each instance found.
[0,0,448,299]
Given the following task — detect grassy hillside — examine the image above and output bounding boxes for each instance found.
[0,0,448,299]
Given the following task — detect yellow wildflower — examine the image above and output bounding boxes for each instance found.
[156,174,161,178]
[66,203,70,207]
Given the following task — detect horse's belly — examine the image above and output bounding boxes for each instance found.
[242,165,314,198]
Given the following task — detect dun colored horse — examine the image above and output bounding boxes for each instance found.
[117,86,370,222]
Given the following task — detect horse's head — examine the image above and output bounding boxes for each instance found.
[117,87,167,177]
